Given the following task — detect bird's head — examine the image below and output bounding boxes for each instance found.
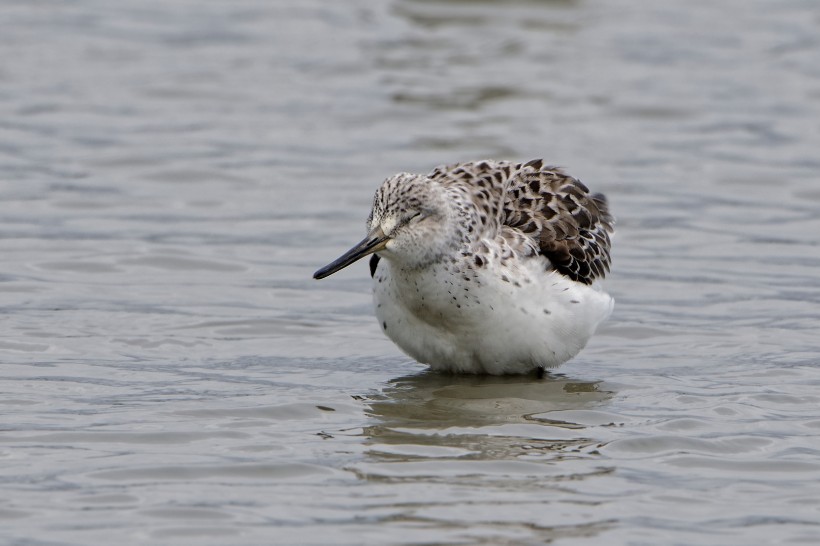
[314,173,460,279]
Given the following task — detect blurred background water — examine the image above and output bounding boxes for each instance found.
[1,0,820,544]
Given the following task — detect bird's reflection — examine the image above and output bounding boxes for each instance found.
[360,370,616,460]
[366,370,612,426]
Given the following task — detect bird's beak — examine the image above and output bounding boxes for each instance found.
[313,226,389,279]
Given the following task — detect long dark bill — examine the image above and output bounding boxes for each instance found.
[313,227,388,280]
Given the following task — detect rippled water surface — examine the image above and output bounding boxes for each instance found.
[2,0,820,544]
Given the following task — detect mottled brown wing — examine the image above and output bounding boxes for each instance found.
[427,159,517,224]
[502,159,614,284]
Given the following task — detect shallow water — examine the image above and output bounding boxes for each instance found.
[2,0,820,544]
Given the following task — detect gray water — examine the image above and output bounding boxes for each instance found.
[2,0,820,544]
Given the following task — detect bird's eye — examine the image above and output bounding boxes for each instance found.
[405,212,422,223]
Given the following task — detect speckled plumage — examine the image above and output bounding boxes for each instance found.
[314,159,614,375]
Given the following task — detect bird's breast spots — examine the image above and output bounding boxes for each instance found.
[369,254,381,278]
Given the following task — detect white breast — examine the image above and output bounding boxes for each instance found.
[371,257,613,374]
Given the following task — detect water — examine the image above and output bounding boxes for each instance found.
[1,0,819,544]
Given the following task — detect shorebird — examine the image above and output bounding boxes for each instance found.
[314,159,614,375]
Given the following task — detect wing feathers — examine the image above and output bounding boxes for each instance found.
[429,159,614,284]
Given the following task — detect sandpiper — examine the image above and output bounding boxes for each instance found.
[314,159,614,375]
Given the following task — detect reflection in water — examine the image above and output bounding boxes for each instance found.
[348,372,619,543]
[361,371,615,462]
[368,371,613,426]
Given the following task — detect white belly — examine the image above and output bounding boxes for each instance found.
[372,257,613,374]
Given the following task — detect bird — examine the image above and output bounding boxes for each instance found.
[313,159,614,375]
